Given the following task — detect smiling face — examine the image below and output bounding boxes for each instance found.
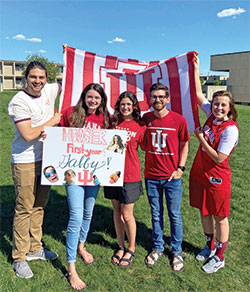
[85,89,102,114]
[119,97,134,120]
[150,89,170,113]
[26,68,47,96]
[44,167,58,183]
[212,95,231,121]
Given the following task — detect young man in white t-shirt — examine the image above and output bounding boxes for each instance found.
[8,61,62,278]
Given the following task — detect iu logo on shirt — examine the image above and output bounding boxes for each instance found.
[151,130,167,152]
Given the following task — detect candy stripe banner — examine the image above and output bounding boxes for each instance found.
[59,46,200,131]
[41,127,127,186]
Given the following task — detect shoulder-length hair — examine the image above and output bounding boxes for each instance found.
[69,83,110,128]
[111,91,141,128]
[211,91,238,122]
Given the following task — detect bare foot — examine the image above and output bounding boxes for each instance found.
[68,272,86,290]
[78,247,94,264]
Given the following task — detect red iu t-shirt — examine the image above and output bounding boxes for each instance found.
[142,111,190,180]
[116,119,146,182]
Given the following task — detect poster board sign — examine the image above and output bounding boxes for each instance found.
[41,127,127,186]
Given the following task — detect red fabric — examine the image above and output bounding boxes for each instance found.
[115,119,146,182]
[190,176,231,217]
[58,106,104,129]
[59,46,200,132]
[215,240,228,260]
[61,47,75,111]
[142,111,190,180]
[205,233,215,250]
[189,116,238,217]
[190,116,238,189]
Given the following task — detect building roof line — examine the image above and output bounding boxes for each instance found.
[211,51,250,57]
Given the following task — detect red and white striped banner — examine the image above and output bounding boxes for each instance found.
[59,46,200,131]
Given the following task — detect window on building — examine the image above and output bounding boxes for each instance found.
[16,78,24,85]
[15,64,24,71]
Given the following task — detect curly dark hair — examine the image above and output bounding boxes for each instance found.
[111,91,141,128]
[69,83,110,128]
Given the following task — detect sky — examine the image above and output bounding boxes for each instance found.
[0,0,249,76]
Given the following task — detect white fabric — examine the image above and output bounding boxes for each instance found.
[8,83,59,163]
[59,46,200,132]
[200,99,239,156]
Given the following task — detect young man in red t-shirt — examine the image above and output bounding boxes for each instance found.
[142,83,189,272]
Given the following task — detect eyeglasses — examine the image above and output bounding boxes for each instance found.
[45,169,56,178]
[151,95,167,100]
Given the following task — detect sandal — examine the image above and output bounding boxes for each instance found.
[145,250,164,267]
[119,249,135,268]
[172,253,185,272]
[111,246,125,266]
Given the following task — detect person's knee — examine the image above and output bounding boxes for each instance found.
[168,208,181,221]
[214,216,228,225]
[113,205,122,216]
[83,209,94,221]
[122,211,134,223]
[68,213,83,230]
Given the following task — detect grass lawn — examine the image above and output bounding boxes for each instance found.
[0,91,250,292]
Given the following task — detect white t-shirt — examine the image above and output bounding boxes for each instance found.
[8,83,59,163]
[201,99,239,156]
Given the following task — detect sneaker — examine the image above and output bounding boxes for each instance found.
[195,245,216,262]
[26,247,58,262]
[12,261,33,279]
[201,255,225,273]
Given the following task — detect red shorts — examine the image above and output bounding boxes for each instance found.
[189,176,231,217]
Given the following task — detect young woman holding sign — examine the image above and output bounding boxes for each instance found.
[189,56,239,274]
[104,91,146,268]
[59,83,110,290]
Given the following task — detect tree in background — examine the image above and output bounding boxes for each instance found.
[24,54,60,83]
[200,76,205,86]
[213,80,223,85]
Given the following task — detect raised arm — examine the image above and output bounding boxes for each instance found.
[194,55,206,106]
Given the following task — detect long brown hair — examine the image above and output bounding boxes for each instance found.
[111,91,141,128]
[69,83,110,128]
[211,91,238,122]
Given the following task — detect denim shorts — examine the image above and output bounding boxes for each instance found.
[104,181,143,204]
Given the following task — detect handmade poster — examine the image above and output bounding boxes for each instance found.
[41,127,127,186]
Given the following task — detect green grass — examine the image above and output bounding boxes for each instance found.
[1,91,250,292]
